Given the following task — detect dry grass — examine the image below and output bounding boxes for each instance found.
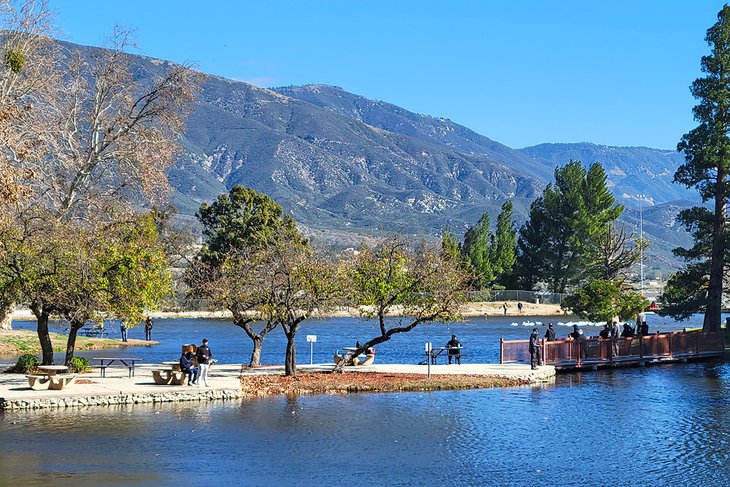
[240,371,529,396]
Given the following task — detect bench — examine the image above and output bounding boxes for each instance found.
[26,373,76,390]
[429,347,462,364]
[151,369,187,386]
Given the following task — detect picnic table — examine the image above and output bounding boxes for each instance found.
[92,357,142,378]
[27,365,76,390]
[151,362,186,385]
[79,327,111,338]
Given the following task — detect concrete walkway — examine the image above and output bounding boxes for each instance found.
[0,362,555,410]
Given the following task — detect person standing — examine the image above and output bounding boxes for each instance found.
[144,317,153,341]
[610,320,620,359]
[446,334,462,364]
[529,328,541,370]
[517,302,523,314]
[196,338,213,387]
[503,302,508,315]
[544,323,556,341]
[120,321,128,342]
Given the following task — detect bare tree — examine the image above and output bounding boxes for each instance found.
[0,24,202,360]
[0,0,58,329]
[186,249,280,367]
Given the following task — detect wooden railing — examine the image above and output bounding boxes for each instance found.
[500,331,725,368]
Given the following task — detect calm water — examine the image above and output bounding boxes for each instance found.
[5,312,708,366]
[2,315,730,485]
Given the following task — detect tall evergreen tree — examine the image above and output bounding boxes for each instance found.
[493,201,517,285]
[674,6,730,332]
[463,213,494,289]
[441,227,462,261]
[515,161,623,293]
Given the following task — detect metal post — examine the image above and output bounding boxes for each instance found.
[310,341,313,365]
[499,337,503,364]
[425,342,432,378]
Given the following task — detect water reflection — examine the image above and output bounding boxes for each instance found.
[3,362,730,485]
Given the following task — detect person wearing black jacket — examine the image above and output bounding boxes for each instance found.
[180,348,199,386]
[529,328,541,370]
[196,339,213,387]
[544,323,556,341]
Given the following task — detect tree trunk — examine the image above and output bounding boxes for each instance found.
[250,336,263,367]
[64,320,84,365]
[704,166,726,332]
[64,327,79,366]
[284,334,296,376]
[31,304,54,365]
[0,301,14,330]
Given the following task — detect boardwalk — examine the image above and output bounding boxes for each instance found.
[500,330,725,371]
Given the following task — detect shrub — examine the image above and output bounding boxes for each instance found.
[5,48,25,74]
[69,356,91,373]
[12,353,40,373]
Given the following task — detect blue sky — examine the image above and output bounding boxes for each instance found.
[50,1,724,150]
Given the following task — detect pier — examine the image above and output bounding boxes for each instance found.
[500,330,725,370]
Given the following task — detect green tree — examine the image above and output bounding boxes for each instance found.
[196,185,304,266]
[462,213,494,289]
[260,241,344,376]
[658,207,730,321]
[336,236,469,371]
[564,279,648,324]
[57,216,171,365]
[674,6,730,331]
[515,161,623,293]
[190,185,308,366]
[441,227,461,261]
[492,201,517,285]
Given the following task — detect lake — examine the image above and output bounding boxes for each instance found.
[2,314,729,485]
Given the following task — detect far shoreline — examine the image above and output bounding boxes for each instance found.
[9,301,567,322]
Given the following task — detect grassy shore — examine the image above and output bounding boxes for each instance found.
[0,329,155,356]
[239,371,531,396]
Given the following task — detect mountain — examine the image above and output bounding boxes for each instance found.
[518,143,697,208]
[56,41,695,269]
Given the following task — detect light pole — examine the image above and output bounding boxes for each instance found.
[638,194,644,295]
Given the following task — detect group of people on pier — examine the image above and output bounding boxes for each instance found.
[528,312,651,369]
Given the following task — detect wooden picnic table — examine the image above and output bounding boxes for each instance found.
[92,357,142,378]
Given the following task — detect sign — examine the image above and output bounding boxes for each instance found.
[306,335,317,343]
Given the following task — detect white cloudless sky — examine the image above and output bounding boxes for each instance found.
[49,0,726,150]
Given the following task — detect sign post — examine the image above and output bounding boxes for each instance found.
[425,342,432,378]
[306,335,317,365]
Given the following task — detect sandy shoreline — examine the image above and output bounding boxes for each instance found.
[9,301,565,322]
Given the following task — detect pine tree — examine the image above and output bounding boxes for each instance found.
[462,213,494,289]
[515,161,623,293]
[674,6,730,331]
[492,201,517,285]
